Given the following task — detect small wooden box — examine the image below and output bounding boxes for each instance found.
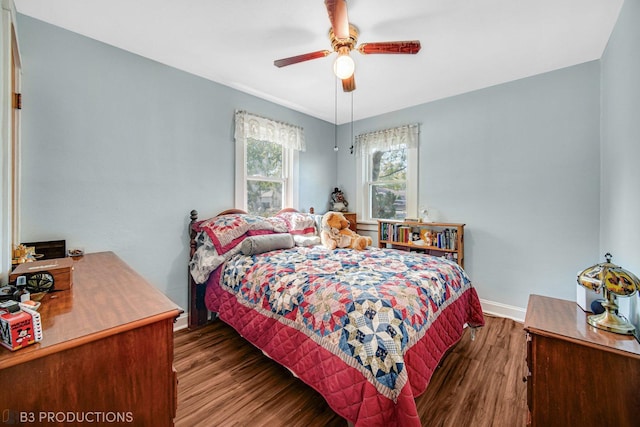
[10,257,74,291]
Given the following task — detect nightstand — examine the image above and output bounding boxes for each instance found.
[343,212,357,232]
[523,294,640,426]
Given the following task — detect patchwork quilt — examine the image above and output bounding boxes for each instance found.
[204,245,484,426]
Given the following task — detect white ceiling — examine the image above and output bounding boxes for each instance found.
[14,0,623,124]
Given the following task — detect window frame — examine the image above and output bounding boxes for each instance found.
[234,111,303,214]
[355,125,419,222]
[236,137,298,214]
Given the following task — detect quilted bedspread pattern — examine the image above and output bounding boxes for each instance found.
[205,246,484,426]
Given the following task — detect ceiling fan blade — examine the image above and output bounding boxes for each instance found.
[274,50,332,68]
[325,0,350,40]
[342,74,355,92]
[358,41,421,55]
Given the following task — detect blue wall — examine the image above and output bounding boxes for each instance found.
[18,4,638,320]
[600,0,640,326]
[337,63,601,312]
[17,15,336,311]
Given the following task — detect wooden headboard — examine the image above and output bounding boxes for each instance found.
[188,210,206,329]
[188,209,248,329]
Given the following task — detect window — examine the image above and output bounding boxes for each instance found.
[235,111,305,215]
[245,138,288,216]
[355,124,419,221]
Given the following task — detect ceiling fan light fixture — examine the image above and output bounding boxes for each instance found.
[333,52,355,79]
[273,2,420,93]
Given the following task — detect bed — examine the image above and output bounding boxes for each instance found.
[187,208,484,426]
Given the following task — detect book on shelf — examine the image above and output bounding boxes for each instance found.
[398,226,411,243]
[378,219,463,267]
[380,221,459,250]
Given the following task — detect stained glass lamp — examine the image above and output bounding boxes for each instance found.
[576,253,640,335]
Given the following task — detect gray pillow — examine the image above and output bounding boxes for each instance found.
[240,233,295,255]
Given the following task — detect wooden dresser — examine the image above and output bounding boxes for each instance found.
[343,212,357,232]
[524,294,640,427]
[0,252,182,426]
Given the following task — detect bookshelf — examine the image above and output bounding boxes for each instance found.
[377,220,465,268]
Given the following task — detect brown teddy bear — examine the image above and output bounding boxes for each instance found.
[320,211,373,250]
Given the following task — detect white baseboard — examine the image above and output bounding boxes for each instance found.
[480,298,526,323]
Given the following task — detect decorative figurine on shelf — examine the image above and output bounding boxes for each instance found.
[330,187,349,212]
[420,206,433,223]
[420,229,436,246]
[411,232,425,246]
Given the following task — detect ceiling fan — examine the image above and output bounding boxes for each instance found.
[273,0,421,92]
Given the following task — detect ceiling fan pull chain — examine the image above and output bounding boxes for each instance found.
[334,75,338,151]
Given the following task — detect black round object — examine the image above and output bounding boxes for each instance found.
[26,272,55,293]
[591,299,605,315]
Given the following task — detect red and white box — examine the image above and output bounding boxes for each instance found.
[0,308,42,351]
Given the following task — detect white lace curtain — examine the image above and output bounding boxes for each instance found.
[234,110,306,151]
[354,123,419,156]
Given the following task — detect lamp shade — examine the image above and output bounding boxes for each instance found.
[333,53,355,79]
[576,252,640,335]
[577,253,640,296]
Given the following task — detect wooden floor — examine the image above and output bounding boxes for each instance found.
[174,314,528,426]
